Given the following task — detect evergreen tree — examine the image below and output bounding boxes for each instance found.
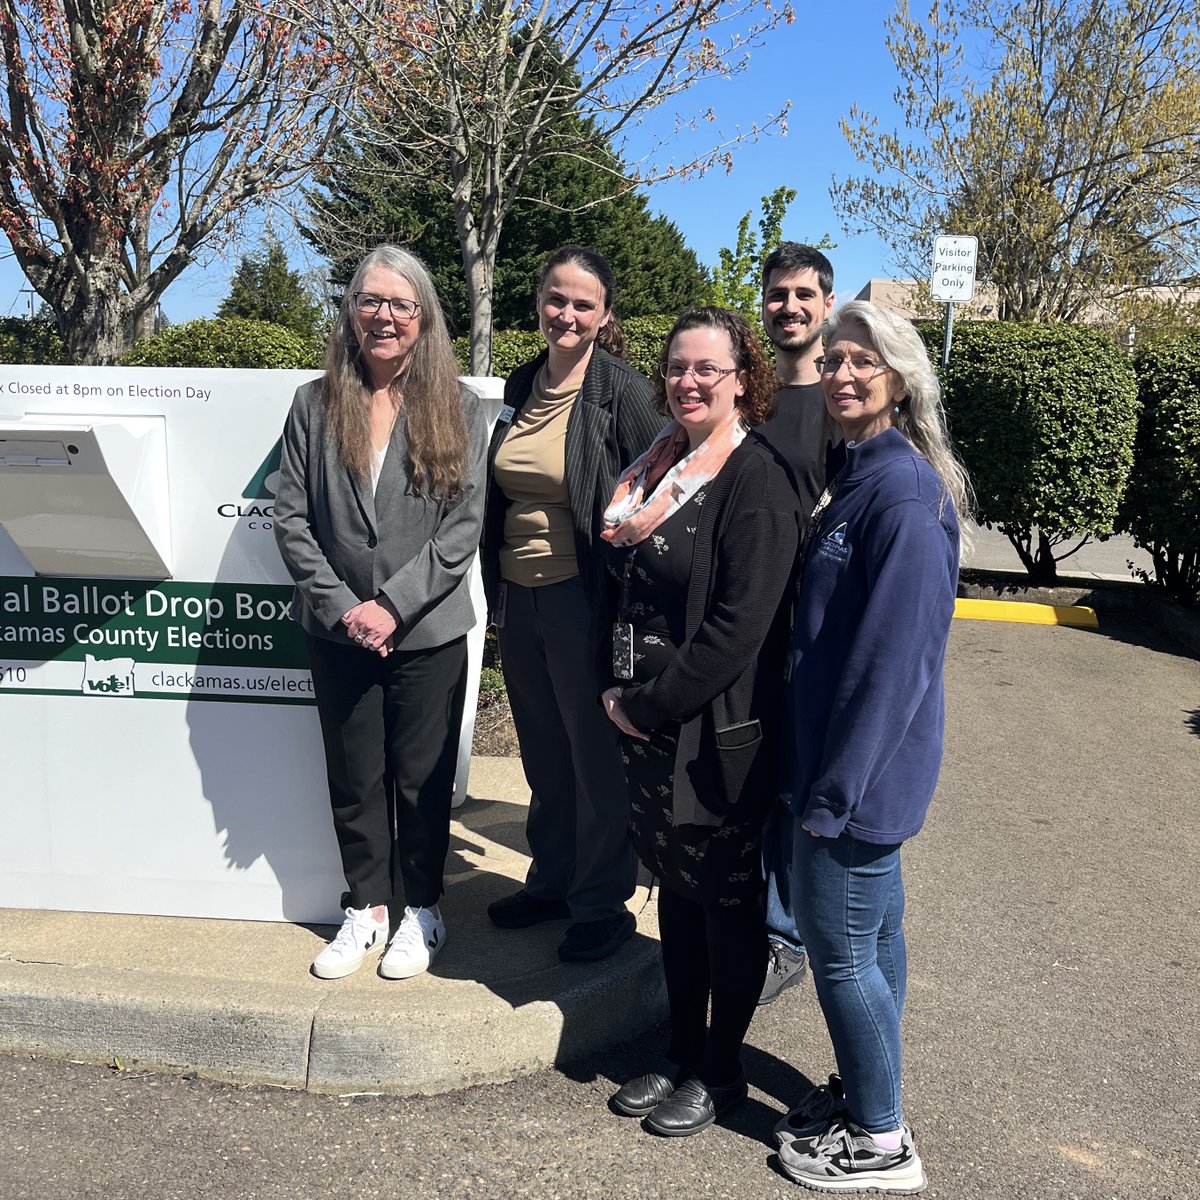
[218,237,326,342]
[304,133,707,337]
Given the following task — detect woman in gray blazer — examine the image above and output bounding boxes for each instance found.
[480,245,661,962]
[274,246,487,982]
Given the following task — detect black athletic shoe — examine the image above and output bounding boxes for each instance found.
[557,911,635,961]
[487,889,571,929]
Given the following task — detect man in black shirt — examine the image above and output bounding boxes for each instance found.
[755,243,835,1005]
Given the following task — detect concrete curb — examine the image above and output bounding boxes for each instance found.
[0,757,668,1095]
[958,570,1200,658]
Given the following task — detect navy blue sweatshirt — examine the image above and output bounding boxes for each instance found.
[785,427,960,844]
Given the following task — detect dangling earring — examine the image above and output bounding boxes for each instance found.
[893,404,901,414]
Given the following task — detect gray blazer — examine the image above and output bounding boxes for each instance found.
[273,378,488,651]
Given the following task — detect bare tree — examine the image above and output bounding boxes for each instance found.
[833,0,1200,322]
[0,0,351,363]
[316,0,792,373]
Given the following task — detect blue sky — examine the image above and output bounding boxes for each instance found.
[0,1,915,324]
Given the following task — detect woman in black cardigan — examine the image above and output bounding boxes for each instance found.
[601,307,800,1135]
[480,246,661,962]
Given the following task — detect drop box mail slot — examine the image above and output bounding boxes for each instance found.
[0,418,172,579]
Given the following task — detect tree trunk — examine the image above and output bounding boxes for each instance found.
[1003,523,1059,585]
[466,248,495,377]
[56,278,133,366]
[1028,529,1059,586]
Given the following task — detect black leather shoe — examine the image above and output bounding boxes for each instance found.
[610,1060,688,1116]
[643,1073,748,1136]
[487,890,571,929]
[558,911,636,962]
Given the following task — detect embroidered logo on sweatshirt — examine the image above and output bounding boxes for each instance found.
[817,521,851,562]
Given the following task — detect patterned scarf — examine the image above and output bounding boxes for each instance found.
[600,410,747,546]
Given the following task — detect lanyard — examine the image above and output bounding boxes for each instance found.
[617,546,639,623]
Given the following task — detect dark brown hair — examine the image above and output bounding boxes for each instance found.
[654,307,779,426]
[536,245,625,358]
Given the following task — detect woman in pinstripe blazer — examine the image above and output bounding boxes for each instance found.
[480,245,662,963]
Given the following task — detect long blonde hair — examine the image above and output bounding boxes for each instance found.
[825,301,974,542]
[322,245,468,500]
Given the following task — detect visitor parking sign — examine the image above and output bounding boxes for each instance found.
[930,235,978,303]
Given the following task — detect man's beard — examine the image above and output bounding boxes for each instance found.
[768,321,821,357]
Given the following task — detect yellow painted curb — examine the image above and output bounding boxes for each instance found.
[954,598,1099,628]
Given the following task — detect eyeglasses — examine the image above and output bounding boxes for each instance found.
[659,362,739,385]
[353,293,421,322]
[814,354,888,380]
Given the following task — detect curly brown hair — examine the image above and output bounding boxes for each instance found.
[653,307,779,426]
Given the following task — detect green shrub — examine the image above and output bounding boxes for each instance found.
[455,315,680,380]
[0,317,65,364]
[454,330,545,377]
[914,319,1140,584]
[1120,335,1200,604]
[622,314,677,377]
[121,318,321,369]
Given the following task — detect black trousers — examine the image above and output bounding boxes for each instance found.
[498,577,637,923]
[657,880,769,1086]
[306,632,468,911]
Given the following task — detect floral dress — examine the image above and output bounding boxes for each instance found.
[613,489,763,906]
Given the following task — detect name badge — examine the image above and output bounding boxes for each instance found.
[498,405,516,424]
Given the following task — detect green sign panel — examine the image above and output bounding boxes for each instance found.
[0,576,315,705]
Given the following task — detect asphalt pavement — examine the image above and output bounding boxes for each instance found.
[1,609,1197,1199]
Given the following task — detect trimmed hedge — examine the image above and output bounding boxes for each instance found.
[1121,335,1200,604]
[0,317,65,364]
[455,314,681,380]
[121,318,322,369]
[623,314,678,377]
[915,320,1140,583]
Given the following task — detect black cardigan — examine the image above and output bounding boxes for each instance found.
[480,347,662,679]
[620,435,801,828]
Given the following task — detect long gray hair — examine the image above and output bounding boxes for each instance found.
[322,244,467,500]
[825,300,973,539]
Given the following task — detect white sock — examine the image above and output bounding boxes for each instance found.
[869,1128,903,1152]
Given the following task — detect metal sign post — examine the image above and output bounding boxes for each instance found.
[930,234,978,367]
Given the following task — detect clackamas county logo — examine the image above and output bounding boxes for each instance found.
[817,521,851,562]
[216,439,281,531]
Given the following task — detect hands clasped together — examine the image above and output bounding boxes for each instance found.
[340,596,401,657]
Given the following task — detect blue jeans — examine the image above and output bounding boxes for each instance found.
[792,832,907,1133]
[763,803,806,953]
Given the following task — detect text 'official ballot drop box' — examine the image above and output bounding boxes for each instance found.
[0,366,502,922]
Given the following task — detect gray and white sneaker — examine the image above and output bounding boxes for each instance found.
[778,1119,926,1194]
[759,938,808,1005]
[774,1073,846,1150]
[311,905,389,979]
[380,906,445,979]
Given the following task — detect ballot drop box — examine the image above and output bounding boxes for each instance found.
[0,366,501,922]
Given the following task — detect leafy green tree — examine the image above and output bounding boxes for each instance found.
[705,188,834,322]
[217,238,326,343]
[304,135,707,336]
[835,0,1200,322]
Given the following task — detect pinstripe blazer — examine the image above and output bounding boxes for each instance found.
[480,347,662,646]
[274,378,488,652]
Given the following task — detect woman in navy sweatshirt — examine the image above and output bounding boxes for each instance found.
[774,301,972,1196]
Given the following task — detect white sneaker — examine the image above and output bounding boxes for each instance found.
[311,906,389,980]
[379,906,445,979]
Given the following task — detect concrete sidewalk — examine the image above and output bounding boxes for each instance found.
[0,757,665,1096]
